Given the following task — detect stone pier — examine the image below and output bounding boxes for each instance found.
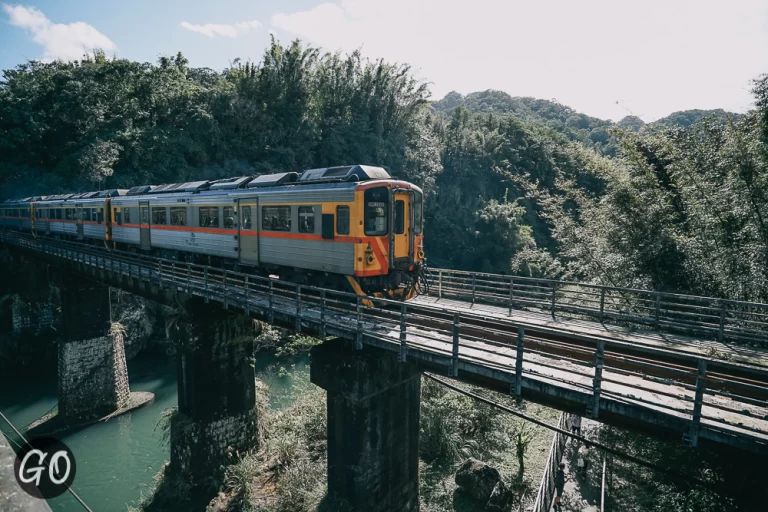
[57,275,130,422]
[311,339,421,512]
[169,302,262,482]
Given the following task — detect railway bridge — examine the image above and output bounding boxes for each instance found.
[2,230,767,512]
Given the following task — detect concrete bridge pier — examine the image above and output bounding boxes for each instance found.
[57,275,131,422]
[169,302,262,482]
[311,339,421,512]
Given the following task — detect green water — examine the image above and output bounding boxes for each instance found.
[0,352,310,512]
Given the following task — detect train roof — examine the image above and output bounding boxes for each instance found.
[2,165,422,205]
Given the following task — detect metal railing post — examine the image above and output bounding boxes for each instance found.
[399,302,407,362]
[224,270,230,309]
[515,326,524,396]
[319,290,326,340]
[295,285,302,332]
[551,283,557,318]
[688,360,707,447]
[599,287,605,323]
[269,279,275,324]
[451,312,460,377]
[186,263,191,294]
[244,275,250,315]
[204,267,209,303]
[438,270,443,298]
[471,274,476,304]
[355,296,363,350]
[600,456,606,512]
[509,277,514,316]
[719,301,726,342]
[590,340,605,418]
[655,293,661,327]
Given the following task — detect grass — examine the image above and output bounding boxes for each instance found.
[418,378,560,511]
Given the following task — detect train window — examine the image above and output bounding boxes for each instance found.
[413,190,423,235]
[336,206,350,235]
[152,207,167,225]
[97,209,103,224]
[199,206,219,228]
[364,187,388,236]
[115,211,122,225]
[395,200,405,234]
[170,207,187,226]
[66,208,74,221]
[83,209,91,222]
[262,206,291,232]
[223,206,235,229]
[241,206,253,230]
[124,208,131,224]
[140,206,149,225]
[298,206,315,233]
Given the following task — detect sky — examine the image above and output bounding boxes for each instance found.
[1,0,767,122]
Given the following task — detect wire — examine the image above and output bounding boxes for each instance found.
[423,372,718,489]
[0,410,93,512]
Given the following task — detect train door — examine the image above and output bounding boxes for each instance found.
[139,201,151,250]
[75,203,84,240]
[391,190,414,267]
[238,197,259,265]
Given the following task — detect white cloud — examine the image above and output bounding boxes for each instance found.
[271,0,768,121]
[3,4,117,62]
[180,19,262,38]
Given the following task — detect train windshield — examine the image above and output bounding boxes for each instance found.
[413,190,423,235]
[364,187,388,236]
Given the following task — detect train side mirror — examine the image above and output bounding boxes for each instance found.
[322,214,334,240]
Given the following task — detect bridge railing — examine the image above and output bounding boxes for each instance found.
[427,268,768,346]
[532,412,571,512]
[3,230,768,449]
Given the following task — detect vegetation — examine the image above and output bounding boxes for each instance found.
[585,423,762,512]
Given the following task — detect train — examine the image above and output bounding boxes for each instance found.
[0,165,426,300]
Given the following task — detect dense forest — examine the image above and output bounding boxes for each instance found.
[1,39,767,303]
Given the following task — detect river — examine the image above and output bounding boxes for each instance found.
[0,352,310,512]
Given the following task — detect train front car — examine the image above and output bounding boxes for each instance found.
[348,170,426,301]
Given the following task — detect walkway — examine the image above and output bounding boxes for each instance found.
[550,419,601,512]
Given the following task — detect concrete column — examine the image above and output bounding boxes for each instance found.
[311,339,421,512]
[169,302,261,482]
[57,276,130,422]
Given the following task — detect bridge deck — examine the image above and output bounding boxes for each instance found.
[2,231,767,453]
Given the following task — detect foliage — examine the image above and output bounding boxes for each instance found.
[524,79,768,302]
[593,423,755,512]
[0,38,431,199]
[220,382,332,512]
[419,377,498,463]
[431,90,617,156]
